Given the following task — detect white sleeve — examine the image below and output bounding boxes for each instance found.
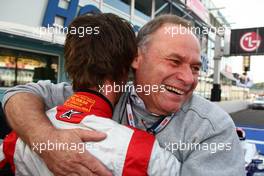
[148,140,180,176]
[47,110,180,176]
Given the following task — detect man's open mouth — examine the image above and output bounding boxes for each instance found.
[165,85,184,95]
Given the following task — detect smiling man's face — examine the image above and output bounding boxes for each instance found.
[132,24,201,115]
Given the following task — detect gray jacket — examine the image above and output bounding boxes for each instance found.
[2,80,246,176]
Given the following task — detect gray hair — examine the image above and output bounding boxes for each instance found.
[137,14,192,52]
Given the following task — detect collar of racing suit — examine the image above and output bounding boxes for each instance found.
[75,88,114,112]
[55,89,113,123]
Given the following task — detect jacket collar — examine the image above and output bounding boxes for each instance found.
[63,89,113,119]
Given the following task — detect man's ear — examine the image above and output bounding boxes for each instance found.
[131,49,143,69]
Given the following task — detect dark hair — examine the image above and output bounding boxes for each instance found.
[64,13,137,91]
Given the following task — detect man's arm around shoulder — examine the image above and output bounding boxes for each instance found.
[3,81,111,176]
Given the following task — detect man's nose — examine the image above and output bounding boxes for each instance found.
[176,66,195,85]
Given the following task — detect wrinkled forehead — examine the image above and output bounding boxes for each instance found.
[149,24,200,49]
[148,24,201,60]
[140,23,201,55]
[161,23,199,41]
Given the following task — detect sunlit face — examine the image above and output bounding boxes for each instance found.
[132,24,201,115]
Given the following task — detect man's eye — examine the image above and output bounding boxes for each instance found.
[171,59,180,65]
[191,66,200,72]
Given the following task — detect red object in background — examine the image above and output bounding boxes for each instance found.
[230,27,264,55]
[186,0,209,23]
[240,32,262,52]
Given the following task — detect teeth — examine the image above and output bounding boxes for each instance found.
[165,85,184,95]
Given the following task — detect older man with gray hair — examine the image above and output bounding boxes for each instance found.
[2,14,245,176]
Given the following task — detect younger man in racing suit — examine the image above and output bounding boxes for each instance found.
[0,13,180,176]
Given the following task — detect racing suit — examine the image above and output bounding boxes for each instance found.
[0,90,179,176]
